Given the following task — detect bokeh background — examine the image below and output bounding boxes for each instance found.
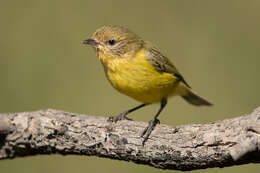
[1,0,260,173]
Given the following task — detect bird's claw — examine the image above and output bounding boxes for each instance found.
[141,118,160,145]
[107,112,132,122]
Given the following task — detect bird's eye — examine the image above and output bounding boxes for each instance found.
[107,40,116,46]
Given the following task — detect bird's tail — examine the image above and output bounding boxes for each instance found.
[178,82,212,106]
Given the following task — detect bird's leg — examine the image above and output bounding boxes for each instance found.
[141,98,167,145]
[108,103,147,122]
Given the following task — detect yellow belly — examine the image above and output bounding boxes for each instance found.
[102,51,180,103]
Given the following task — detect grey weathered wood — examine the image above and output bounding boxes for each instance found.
[0,107,260,171]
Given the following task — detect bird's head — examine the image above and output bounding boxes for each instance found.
[83,26,144,60]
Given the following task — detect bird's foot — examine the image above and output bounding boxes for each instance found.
[141,118,160,145]
[108,111,132,122]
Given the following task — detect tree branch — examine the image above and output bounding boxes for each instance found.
[0,107,260,171]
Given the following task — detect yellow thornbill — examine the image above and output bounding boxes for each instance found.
[83,26,212,144]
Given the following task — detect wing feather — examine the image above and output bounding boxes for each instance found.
[145,44,191,88]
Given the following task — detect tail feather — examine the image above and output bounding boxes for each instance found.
[179,83,212,106]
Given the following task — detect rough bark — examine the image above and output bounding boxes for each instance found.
[0,107,260,171]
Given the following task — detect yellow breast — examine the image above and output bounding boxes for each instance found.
[100,49,180,103]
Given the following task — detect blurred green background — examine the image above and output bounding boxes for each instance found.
[0,0,260,172]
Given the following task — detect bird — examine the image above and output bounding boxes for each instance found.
[83,25,212,144]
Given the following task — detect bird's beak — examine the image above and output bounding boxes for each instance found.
[83,39,99,47]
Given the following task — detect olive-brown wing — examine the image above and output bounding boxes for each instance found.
[146,46,191,88]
